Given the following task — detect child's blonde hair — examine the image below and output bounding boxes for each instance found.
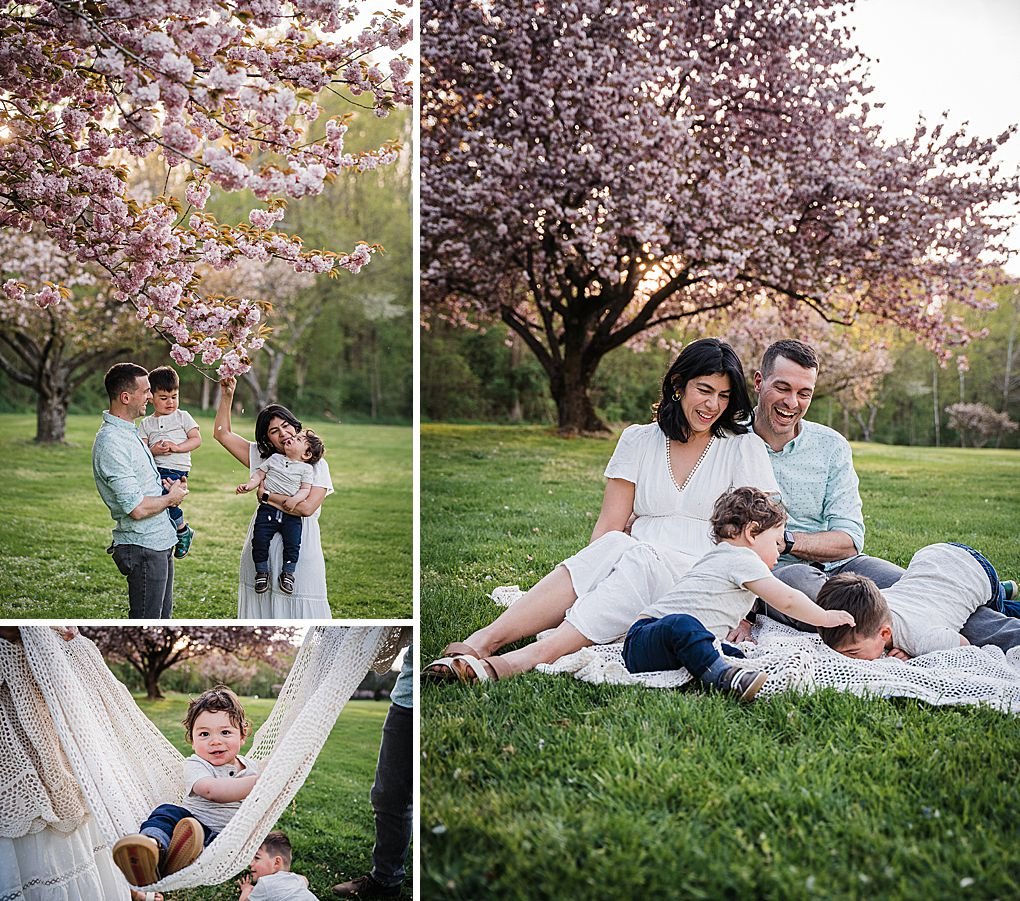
[710,487,785,542]
[182,686,250,742]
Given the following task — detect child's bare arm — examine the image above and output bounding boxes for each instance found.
[745,576,855,629]
[281,481,312,512]
[237,468,266,494]
[238,875,254,901]
[191,772,259,802]
[169,427,202,453]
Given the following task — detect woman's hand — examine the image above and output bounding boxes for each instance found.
[220,376,236,398]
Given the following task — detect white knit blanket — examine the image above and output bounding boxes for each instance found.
[490,587,1020,713]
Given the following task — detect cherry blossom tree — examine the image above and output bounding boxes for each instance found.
[81,625,298,700]
[1,0,412,377]
[945,402,1019,448]
[0,228,143,442]
[422,0,1019,433]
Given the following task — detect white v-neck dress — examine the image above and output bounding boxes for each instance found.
[237,443,333,619]
[562,422,779,643]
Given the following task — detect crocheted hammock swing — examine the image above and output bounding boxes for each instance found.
[17,625,408,892]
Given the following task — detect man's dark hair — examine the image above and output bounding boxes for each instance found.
[148,365,180,393]
[816,573,889,650]
[104,363,149,402]
[760,340,818,378]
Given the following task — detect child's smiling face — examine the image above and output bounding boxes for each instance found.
[249,846,280,880]
[190,709,244,767]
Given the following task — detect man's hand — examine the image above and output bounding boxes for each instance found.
[725,619,755,644]
[164,477,188,505]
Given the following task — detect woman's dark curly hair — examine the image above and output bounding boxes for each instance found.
[255,404,302,459]
[654,338,752,441]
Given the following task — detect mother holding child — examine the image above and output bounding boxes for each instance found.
[215,377,333,619]
[426,337,1020,693]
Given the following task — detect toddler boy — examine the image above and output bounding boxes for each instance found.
[137,365,201,559]
[623,487,854,701]
[112,687,260,884]
[237,430,324,595]
[238,831,319,900]
[816,543,1020,659]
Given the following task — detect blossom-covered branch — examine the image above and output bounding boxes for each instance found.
[0,0,412,375]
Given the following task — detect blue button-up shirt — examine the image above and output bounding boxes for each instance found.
[760,419,865,571]
[92,411,177,550]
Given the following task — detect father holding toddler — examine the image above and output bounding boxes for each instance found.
[93,362,188,618]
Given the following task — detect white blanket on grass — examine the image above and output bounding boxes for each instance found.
[489,587,1020,713]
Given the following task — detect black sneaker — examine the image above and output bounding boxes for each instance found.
[254,571,271,593]
[333,874,401,898]
[716,666,768,703]
[279,571,295,594]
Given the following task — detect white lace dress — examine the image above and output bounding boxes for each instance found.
[238,443,333,619]
[0,638,129,900]
[562,422,779,643]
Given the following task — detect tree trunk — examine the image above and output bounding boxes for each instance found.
[508,330,523,423]
[552,350,609,434]
[35,370,71,444]
[144,668,164,700]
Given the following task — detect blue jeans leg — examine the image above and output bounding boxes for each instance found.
[279,513,303,574]
[157,468,188,530]
[139,804,214,850]
[251,504,281,571]
[370,703,413,887]
[623,615,728,678]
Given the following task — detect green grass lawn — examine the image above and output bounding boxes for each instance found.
[421,424,1020,900]
[135,692,405,901]
[0,413,412,618]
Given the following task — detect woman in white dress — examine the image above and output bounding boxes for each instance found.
[215,377,333,619]
[424,338,780,682]
[0,627,161,901]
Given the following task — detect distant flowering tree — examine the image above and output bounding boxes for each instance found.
[0,228,141,442]
[422,0,1019,433]
[945,402,1018,448]
[0,0,412,376]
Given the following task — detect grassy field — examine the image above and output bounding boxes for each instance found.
[134,692,404,900]
[421,424,1020,900]
[0,413,412,618]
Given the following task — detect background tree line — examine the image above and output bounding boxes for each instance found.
[0,95,412,439]
[423,280,1020,449]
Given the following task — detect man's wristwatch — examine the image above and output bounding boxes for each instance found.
[782,529,796,556]
[260,490,270,504]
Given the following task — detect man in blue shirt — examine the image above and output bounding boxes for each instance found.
[731,340,1018,648]
[92,363,188,618]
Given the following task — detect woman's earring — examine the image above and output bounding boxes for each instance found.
[672,389,682,402]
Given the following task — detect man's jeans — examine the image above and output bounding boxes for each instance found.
[157,467,188,530]
[110,543,174,618]
[371,702,412,887]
